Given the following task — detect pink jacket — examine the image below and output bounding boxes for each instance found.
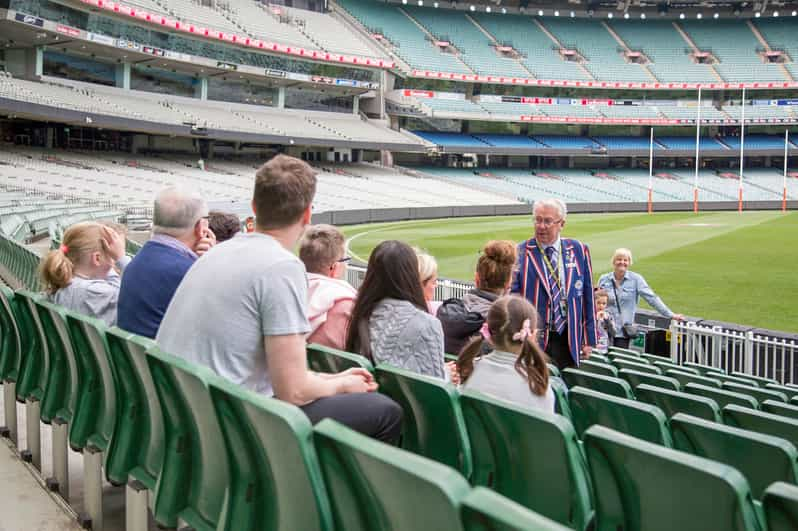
[306,273,357,350]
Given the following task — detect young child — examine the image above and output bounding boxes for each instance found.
[593,288,616,355]
[40,221,130,326]
[457,295,554,413]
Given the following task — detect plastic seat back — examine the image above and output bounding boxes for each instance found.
[375,364,472,478]
[763,482,798,531]
[607,352,644,365]
[613,359,662,376]
[618,369,680,392]
[147,346,229,531]
[578,360,618,378]
[708,372,761,387]
[732,372,776,386]
[584,425,763,531]
[767,383,798,401]
[307,343,374,374]
[723,405,798,449]
[682,361,718,375]
[0,286,21,384]
[653,360,697,375]
[13,290,48,402]
[671,413,798,500]
[588,354,609,364]
[608,346,639,357]
[570,386,672,446]
[35,300,78,426]
[460,487,571,531]
[762,400,798,421]
[65,312,116,452]
[208,378,333,531]
[684,383,759,410]
[104,329,162,488]
[459,389,593,530]
[562,368,634,399]
[551,378,572,419]
[723,381,788,404]
[635,384,721,422]
[665,369,722,389]
[314,419,470,531]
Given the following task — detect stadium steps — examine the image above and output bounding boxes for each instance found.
[464,14,538,79]
[672,22,726,83]
[532,18,596,81]
[600,21,660,83]
[398,7,476,75]
[746,20,795,82]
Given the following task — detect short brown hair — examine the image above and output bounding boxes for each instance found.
[253,154,317,230]
[299,224,345,274]
[476,240,517,293]
[594,288,609,303]
[208,210,241,243]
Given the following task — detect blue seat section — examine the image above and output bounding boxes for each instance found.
[531,136,601,149]
[412,131,490,147]
[593,136,666,150]
[470,134,547,148]
[754,19,798,80]
[722,135,788,150]
[657,137,729,150]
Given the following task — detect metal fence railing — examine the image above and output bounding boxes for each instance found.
[669,321,798,384]
[347,265,473,300]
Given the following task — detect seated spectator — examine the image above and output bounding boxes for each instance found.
[415,249,441,314]
[458,295,555,413]
[346,240,446,379]
[117,186,216,338]
[156,155,402,444]
[208,210,241,243]
[299,224,357,350]
[437,240,517,355]
[40,221,129,326]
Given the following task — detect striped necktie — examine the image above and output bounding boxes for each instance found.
[545,246,566,334]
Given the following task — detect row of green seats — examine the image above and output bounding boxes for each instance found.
[0,233,42,290]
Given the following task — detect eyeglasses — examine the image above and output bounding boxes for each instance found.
[534,217,563,227]
[336,256,352,263]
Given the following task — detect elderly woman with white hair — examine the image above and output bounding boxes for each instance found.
[597,247,684,348]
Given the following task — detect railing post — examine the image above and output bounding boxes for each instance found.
[744,330,754,375]
[669,320,679,363]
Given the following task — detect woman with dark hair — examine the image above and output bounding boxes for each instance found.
[346,240,446,379]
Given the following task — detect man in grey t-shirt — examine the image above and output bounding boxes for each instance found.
[156,155,402,443]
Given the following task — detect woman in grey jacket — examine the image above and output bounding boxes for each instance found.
[345,240,446,379]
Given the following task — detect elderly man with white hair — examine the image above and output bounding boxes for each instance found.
[117,186,216,338]
[511,198,597,370]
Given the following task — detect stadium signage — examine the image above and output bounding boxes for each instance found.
[216,62,238,71]
[517,115,798,125]
[410,70,798,91]
[56,24,81,37]
[15,13,44,27]
[87,32,116,46]
[79,0,395,70]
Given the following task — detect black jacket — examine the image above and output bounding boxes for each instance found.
[436,289,499,355]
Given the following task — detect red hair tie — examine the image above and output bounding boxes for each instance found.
[59,244,69,254]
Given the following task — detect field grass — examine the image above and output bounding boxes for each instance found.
[342,211,798,333]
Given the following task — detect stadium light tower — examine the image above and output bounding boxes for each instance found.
[694,86,701,213]
[648,127,654,214]
[738,87,746,213]
[784,130,790,213]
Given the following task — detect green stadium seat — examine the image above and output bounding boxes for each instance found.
[547,363,561,378]
[578,360,618,378]
[608,346,640,357]
[612,359,662,375]
[314,419,470,531]
[35,299,78,499]
[708,371,761,387]
[461,487,571,531]
[723,381,788,404]
[635,384,721,422]
[551,379,572,419]
[208,378,334,531]
[562,368,634,399]
[588,354,609,364]
[724,405,798,449]
[636,352,670,364]
[683,361,719,375]
[618,369,680,392]
[607,352,645,365]
[459,389,593,530]
[653,360,697,375]
[666,369,722,389]
[762,400,798,421]
[64,311,117,530]
[0,286,21,446]
[147,346,230,531]
[569,386,672,445]
[732,372,777,386]
[685,383,759,410]
[307,343,374,374]
[375,364,472,478]
[444,353,458,363]
[583,425,764,531]
[763,482,798,531]
[671,413,798,501]
[11,290,48,471]
[767,383,798,401]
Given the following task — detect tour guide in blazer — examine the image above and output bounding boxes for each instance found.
[510,199,597,369]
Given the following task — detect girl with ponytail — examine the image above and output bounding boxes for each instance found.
[457,295,554,413]
[39,221,130,326]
